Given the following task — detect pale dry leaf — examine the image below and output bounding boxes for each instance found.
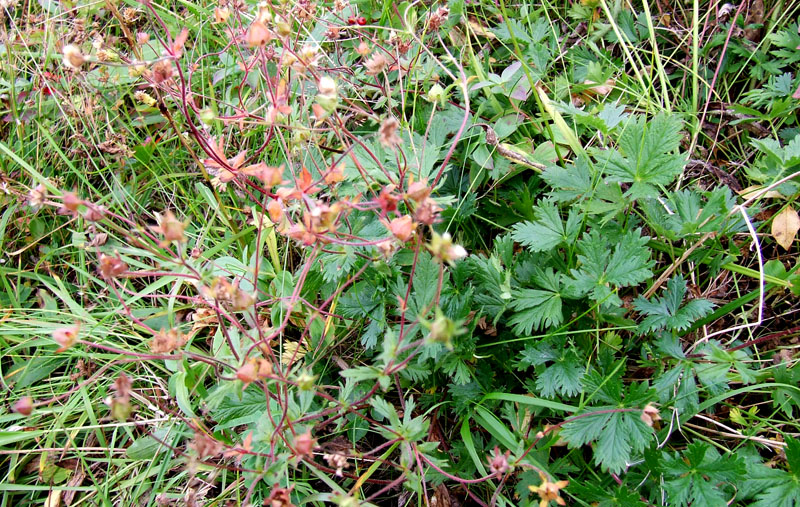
[738,185,785,200]
[771,206,800,250]
[467,19,496,39]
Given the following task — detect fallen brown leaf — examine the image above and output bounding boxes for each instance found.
[772,206,800,250]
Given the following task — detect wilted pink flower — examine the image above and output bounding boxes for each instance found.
[488,446,510,477]
[53,324,80,352]
[293,430,316,460]
[388,215,416,242]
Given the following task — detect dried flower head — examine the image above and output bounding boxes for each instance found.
[82,204,106,222]
[134,90,157,107]
[426,6,450,31]
[28,183,48,209]
[324,452,349,476]
[53,324,80,352]
[378,117,402,147]
[151,59,174,84]
[317,76,337,98]
[99,253,129,279]
[324,164,344,185]
[150,328,188,354]
[376,239,396,259]
[414,197,442,225]
[188,432,222,460]
[356,41,370,57]
[364,51,388,76]
[265,484,294,507]
[62,44,86,71]
[213,6,230,23]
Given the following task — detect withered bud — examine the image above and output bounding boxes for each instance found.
[641,403,661,427]
[388,215,416,242]
[293,430,316,459]
[405,180,431,202]
[268,199,284,223]
[60,190,82,215]
[62,44,85,71]
[99,253,129,278]
[378,117,402,148]
[153,210,188,244]
[242,163,283,188]
[246,20,272,47]
[13,397,33,416]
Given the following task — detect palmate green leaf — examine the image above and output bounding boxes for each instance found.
[768,22,800,65]
[634,275,714,333]
[508,289,562,334]
[469,254,512,321]
[741,437,800,506]
[541,156,594,202]
[560,408,653,474]
[511,201,582,252]
[662,442,745,507]
[566,228,654,307]
[517,337,585,398]
[212,387,273,429]
[598,113,686,200]
[508,267,564,334]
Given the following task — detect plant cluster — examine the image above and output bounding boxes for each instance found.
[2,0,800,505]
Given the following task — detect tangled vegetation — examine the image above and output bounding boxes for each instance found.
[2,0,800,505]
